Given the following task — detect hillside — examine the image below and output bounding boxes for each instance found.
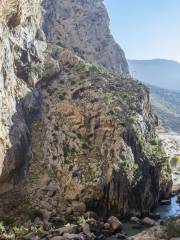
[148,85,180,133]
[128,59,180,91]
[128,59,180,132]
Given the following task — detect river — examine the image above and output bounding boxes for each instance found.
[122,173,180,236]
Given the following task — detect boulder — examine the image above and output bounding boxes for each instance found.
[50,237,65,240]
[107,216,123,232]
[23,232,38,240]
[82,223,95,239]
[95,234,105,240]
[130,217,141,224]
[66,207,73,215]
[72,202,86,214]
[103,223,110,230]
[172,184,180,194]
[115,232,127,239]
[170,238,180,240]
[54,224,79,235]
[63,233,84,240]
[40,209,51,227]
[142,217,155,226]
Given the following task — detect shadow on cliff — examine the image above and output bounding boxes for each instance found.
[0,89,42,194]
[0,67,62,194]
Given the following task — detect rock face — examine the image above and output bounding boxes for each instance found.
[0,0,46,192]
[42,0,129,77]
[133,217,180,240]
[0,0,171,224]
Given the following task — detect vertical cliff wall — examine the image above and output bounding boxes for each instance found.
[0,0,46,191]
[42,0,129,76]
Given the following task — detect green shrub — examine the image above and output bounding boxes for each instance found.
[30,225,43,233]
[129,116,136,125]
[13,225,28,236]
[121,160,139,171]
[112,164,119,171]
[77,216,86,225]
[32,64,44,77]
[171,155,180,168]
[0,222,5,235]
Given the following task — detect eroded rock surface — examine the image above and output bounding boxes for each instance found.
[0,0,171,229]
[132,217,180,240]
[42,0,129,76]
[0,0,46,192]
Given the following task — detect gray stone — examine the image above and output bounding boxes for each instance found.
[54,225,78,235]
[115,233,127,239]
[63,233,84,240]
[82,223,95,239]
[142,217,155,226]
[103,223,110,230]
[23,232,38,240]
[50,237,65,240]
[107,216,123,232]
[72,202,86,214]
[130,217,141,224]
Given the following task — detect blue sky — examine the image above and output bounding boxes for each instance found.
[104,0,180,62]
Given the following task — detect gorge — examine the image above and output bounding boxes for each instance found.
[0,0,178,239]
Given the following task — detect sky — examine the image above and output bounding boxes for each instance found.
[103,0,180,62]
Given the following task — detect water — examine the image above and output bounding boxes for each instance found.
[123,173,180,236]
[156,196,180,219]
[123,196,180,236]
[123,222,149,236]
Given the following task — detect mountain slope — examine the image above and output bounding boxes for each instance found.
[148,85,180,133]
[128,59,180,91]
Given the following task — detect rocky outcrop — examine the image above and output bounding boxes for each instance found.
[0,44,171,221]
[0,0,47,192]
[42,0,129,76]
[132,217,180,240]
[0,0,171,228]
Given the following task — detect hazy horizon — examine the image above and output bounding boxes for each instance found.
[128,58,180,64]
[128,59,180,91]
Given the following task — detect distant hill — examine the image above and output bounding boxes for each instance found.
[128,59,180,91]
[148,85,180,133]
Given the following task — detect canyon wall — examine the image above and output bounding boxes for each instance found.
[0,0,46,191]
[0,0,171,223]
[42,0,129,76]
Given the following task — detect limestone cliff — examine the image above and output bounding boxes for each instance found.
[0,0,47,192]
[42,0,129,76]
[0,0,171,227]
